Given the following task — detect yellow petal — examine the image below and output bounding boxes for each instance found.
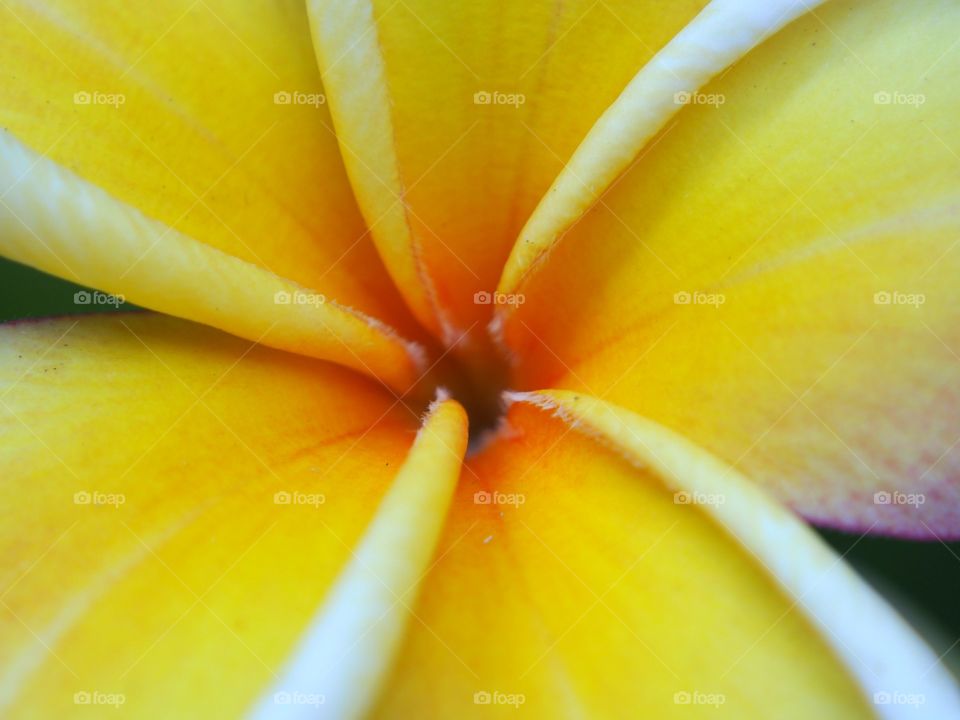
[250,394,467,719]
[497,0,827,298]
[373,392,958,718]
[497,0,960,536]
[0,314,419,717]
[308,0,708,343]
[0,133,426,392]
[0,0,421,336]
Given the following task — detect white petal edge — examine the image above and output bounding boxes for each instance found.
[306,0,456,345]
[506,389,960,719]
[494,0,829,316]
[247,394,467,720]
[0,130,426,391]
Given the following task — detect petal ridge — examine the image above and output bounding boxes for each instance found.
[248,395,468,720]
[494,0,829,320]
[306,0,455,344]
[0,130,426,392]
[506,389,960,717]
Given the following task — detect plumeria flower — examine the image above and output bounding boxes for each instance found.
[1,0,959,717]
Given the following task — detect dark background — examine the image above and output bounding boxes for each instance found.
[2,256,958,670]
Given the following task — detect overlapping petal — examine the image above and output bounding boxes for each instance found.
[373,393,958,717]
[0,1,958,717]
[497,0,828,296]
[252,395,467,719]
[496,0,960,537]
[0,0,430,372]
[0,134,429,391]
[308,0,708,344]
[0,314,425,717]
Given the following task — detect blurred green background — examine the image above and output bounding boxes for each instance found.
[1,255,958,669]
